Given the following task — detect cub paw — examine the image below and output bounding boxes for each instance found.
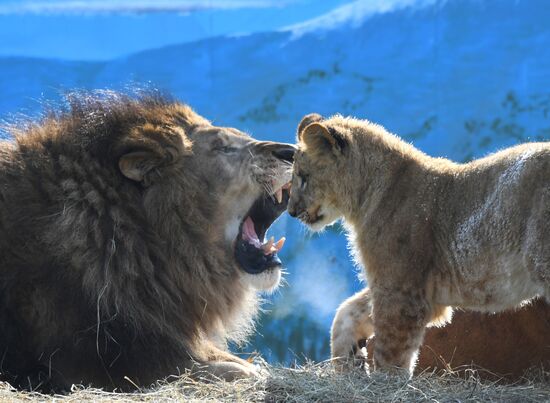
[332,337,369,372]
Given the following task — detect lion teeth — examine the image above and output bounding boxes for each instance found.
[262,237,274,255]
[260,236,286,255]
[273,182,291,204]
[283,181,292,196]
[261,237,285,255]
[275,188,283,203]
[274,237,285,251]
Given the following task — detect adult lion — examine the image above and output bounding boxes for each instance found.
[0,91,294,392]
[288,113,549,375]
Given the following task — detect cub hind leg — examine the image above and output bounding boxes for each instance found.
[331,287,452,374]
[331,288,374,371]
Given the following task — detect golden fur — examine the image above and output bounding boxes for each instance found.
[288,113,549,374]
[333,288,550,381]
[0,91,294,391]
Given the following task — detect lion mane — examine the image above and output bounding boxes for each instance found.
[0,91,293,391]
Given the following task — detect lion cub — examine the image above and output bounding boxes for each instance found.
[288,113,550,374]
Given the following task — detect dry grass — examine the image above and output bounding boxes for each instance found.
[1,361,549,402]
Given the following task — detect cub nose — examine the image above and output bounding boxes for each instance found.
[287,199,299,217]
[272,145,297,163]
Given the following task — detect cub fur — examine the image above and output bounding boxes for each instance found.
[0,91,295,391]
[332,288,550,380]
[288,113,549,374]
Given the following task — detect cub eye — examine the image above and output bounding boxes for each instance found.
[298,174,308,190]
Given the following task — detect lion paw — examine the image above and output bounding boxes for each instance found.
[194,361,259,382]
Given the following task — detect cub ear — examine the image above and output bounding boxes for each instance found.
[297,113,323,141]
[301,122,347,156]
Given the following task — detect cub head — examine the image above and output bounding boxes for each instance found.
[288,113,349,231]
[115,99,295,292]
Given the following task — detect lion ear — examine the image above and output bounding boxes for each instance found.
[118,123,189,183]
[297,113,323,141]
[301,122,346,157]
[119,147,179,183]
[119,151,163,182]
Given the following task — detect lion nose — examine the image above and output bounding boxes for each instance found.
[272,145,297,163]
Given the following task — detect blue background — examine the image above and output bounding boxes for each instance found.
[1,0,549,364]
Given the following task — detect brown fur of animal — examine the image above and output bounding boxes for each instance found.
[0,91,295,392]
[332,288,550,381]
[288,113,550,375]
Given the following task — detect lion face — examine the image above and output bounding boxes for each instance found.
[287,114,346,231]
[117,103,295,292]
[184,125,295,290]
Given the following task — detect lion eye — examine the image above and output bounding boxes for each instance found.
[217,146,238,153]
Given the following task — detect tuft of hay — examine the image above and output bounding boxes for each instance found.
[1,361,549,402]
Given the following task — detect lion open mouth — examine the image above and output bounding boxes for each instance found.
[235,182,291,274]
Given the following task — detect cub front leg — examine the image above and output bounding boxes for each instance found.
[331,288,374,370]
[371,289,430,375]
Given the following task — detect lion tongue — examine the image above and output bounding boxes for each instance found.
[242,217,262,248]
